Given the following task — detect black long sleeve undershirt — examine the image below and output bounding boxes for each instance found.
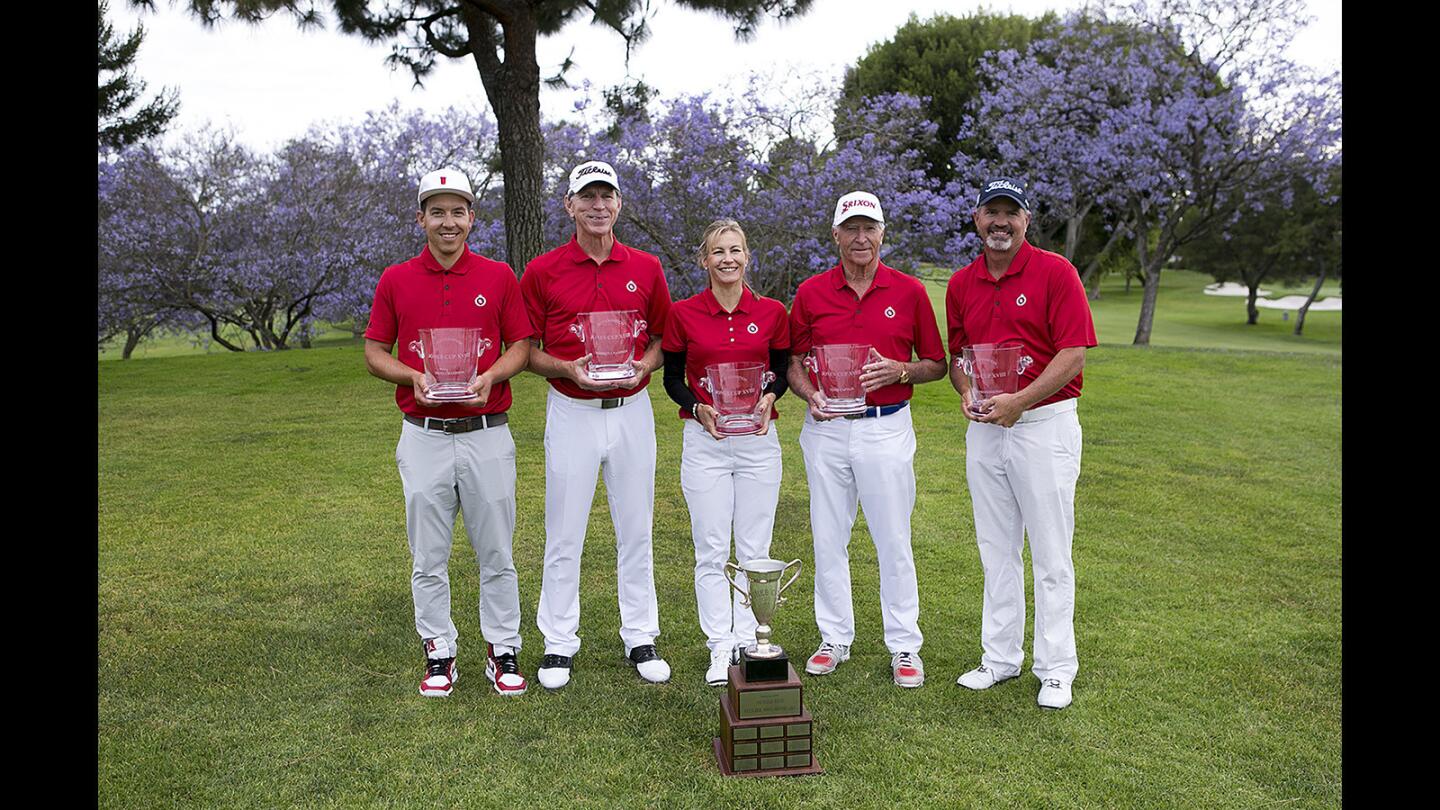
[662,348,790,414]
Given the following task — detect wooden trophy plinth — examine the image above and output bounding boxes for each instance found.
[713,662,823,777]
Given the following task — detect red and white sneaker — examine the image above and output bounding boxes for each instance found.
[805,642,851,676]
[486,643,528,696]
[420,638,457,698]
[892,651,924,688]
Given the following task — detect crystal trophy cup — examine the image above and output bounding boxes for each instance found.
[700,362,776,435]
[408,327,493,401]
[803,343,870,415]
[714,558,822,778]
[569,310,648,381]
[958,342,1034,415]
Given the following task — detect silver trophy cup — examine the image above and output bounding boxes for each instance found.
[723,558,803,659]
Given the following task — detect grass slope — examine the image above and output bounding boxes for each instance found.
[100,318,1341,807]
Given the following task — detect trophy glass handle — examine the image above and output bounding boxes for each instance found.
[723,562,752,607]
[761,370,776,388]
[477,338,493,358]
[802,355,817,373]
[408,339,425,359]
[958,355,972,375]
[774,559,803,604]
[698,376,713,394]
[569,322,584,342]
[632,318,648,338]
[1017,354,1034,374]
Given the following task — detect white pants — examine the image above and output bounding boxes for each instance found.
[798,406,923,654]
[396,418,522,654]
[965,398,1082,682]
[537,388,660,657]
[679,419,783,651]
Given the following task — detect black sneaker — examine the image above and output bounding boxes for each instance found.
[537,653,573,690]
[626,644,671,683]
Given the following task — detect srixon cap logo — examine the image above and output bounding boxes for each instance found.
[841,198,878,215]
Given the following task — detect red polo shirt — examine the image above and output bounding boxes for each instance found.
[521,235,672,399]
[789,262,946,407]
[365,244,535,418]
[945,240,1098,406]
[662,286,790,421]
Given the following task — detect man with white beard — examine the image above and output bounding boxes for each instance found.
[944,178,1097,710]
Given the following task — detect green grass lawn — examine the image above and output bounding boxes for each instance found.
[99,283,1342,807]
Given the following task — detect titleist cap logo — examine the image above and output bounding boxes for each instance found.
[976,177,1029,209]
[568,160,621,194]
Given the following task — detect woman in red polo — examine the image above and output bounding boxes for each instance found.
[661,218,790,687]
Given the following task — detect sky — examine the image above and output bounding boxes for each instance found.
[108,0,1342,151]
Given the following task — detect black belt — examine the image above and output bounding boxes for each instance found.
[405,413,509,433]
[559,392,632,409]
[843,401,909,420]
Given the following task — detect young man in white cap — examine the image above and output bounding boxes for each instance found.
[786,191,947,688]
[364,168,533,698]
[946,177,1097,710]
[520,160,674,689]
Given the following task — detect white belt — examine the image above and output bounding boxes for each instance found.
[1016,398,1077,424]
[554,389,639,409]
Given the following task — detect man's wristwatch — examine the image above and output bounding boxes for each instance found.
[898,364,911,385]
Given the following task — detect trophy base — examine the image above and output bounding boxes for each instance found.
[715,416,762,436]
[587,363,636,381]
[740,647,790,682]
[819,398,866,415]
[426,385,474,401]
[713,736,822,778]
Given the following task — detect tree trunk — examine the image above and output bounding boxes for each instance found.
[122,328,143,360]
[1132,235,1163,346]
[1079,222,1128,301]
[204,312,246,352]
[1245,285,1260,325]
[1293,262,1328,337]
[463,9,545,274]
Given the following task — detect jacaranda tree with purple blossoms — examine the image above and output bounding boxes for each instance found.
[541,80,967,301]
[99,147,194,358]
[98,106,508,354]
[135,0,817,274]
[953,0,1341,345]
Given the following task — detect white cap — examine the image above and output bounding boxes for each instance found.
[417,168,475,208]
[832,191,885,227]
[568,160,621,195]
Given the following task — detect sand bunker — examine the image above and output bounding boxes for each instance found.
[1255,296,1342,311]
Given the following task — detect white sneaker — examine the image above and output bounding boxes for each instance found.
[536,653,572,690]
[705,647,732,687]
[956,664,1018,690]
[627,644,671,684]
[805,642,850,676]
[1037,678,1073,709]
[892,651,924,688]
